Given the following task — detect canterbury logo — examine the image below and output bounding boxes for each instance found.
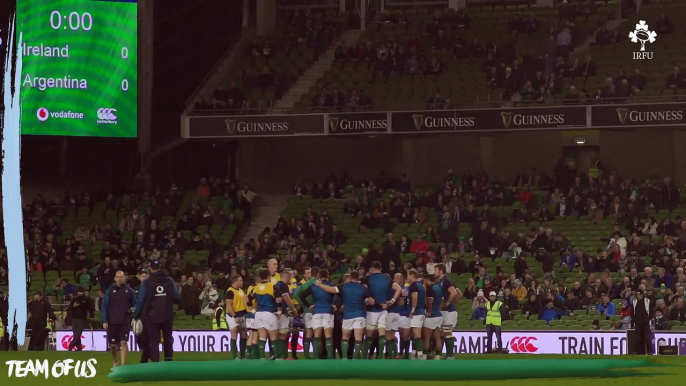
[616,108,629,125]
[509,336,538,353]
[501,111,513,128]
[225,119,236,134]
[328,117,339,132]
[96,108,117,121]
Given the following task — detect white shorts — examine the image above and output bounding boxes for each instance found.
[312,313,334,329]
[342,317,366,331]
[303,313,313,329]
[423,317,442,330]
[246,317,257,330]
[255,311,279,331]
[278,314,291,330]
[227,315,247,330]
[398,316,411,329]
[365,311,388,330]
[441,311,458,329]
[410,315,426,328]
[387,312,401,331]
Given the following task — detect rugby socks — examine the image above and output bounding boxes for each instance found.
[258,339,267,360]
[280,339,288,359]
[290,334,298,359]
[385,338,395,358]
[412,338,424,358]
[313,339,321,360]
[230,339,238,360]
[342,341,349,359]
[362,339,371,359]
[377,337,386,359]
[402,339,411,359]
[303,338,312,359]
[239,338,247,359]
[353,341,362,359]
[445,337,455,358]
[325,338,334,359]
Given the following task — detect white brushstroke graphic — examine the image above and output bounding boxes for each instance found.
[2,14,28,345]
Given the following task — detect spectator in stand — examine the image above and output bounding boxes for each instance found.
[597,294,616,319]
[664,67,682,94]
[539,298,571,324]
[472,298,487,321]
[524,12,540,34]
[669,297,686,323]
[508,14,524,34]
[608,28,622,44]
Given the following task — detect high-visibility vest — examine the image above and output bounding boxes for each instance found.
[485,301,502,326]
[212,307,228,330]
[588,160,600,179]
[46,321,52,330]
[0,319,4,338]
[289,280,299,305]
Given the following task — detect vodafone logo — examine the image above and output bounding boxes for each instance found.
[37,107,49,122]
[60,334,85,351]
[509,336,538,353]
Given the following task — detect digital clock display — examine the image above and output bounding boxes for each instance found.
[18,0,138,137]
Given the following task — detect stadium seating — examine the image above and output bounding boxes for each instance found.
[265,176,686,331]
[198,9,349,114]
[288,2,686,113]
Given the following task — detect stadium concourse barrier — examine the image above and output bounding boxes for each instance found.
[57,330,686,356]
[109,358,660,383]
[182,101,686,138]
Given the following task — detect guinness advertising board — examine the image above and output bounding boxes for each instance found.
[391,106,586,133]
[327,112,388,134]
[188,114,325,137]
[591,103,686,128]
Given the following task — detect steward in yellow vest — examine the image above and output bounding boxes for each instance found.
[212,305,228,330]
[485,292,503,353]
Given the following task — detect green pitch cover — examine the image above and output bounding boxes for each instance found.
[109,359,658,383]
[294,278,316,313]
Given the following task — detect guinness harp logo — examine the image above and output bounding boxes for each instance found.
[225,119,237,135]
[412,114,425,130]
[616,108,629,125]
[328,117,340,132]
[500,112,513,128]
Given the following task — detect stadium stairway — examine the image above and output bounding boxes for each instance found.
[236,193,290,246]
[271,29,363,112]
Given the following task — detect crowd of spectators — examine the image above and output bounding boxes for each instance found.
[17,177,260,326]
[287,154,685,330]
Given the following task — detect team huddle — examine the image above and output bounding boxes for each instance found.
[217,261,463,360]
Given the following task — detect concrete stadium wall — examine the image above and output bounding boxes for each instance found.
[237,129,686,193]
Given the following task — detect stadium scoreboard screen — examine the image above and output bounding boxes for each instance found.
[18,0,138,137]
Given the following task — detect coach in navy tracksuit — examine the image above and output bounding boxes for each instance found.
[134,269,151,363]
[134,260,180,362]
[102,270,137,367]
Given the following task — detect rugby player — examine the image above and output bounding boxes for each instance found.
[225,275,248,359]
[423,274,444,359]
[288,269,301,360]
[407,269,427,359]
[362,261,400,359]
[299,269,335,359]
[249,269,283,359]
[268,259,281,284]
[244,273,259,359]
[385,273,406,359]
[396,275,412,359]
[435,263,462,358]
[314,270,371,359]
[274,269,298,360]
[294,266,318,359]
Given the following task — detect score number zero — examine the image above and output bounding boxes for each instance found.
[50,11,131,92]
